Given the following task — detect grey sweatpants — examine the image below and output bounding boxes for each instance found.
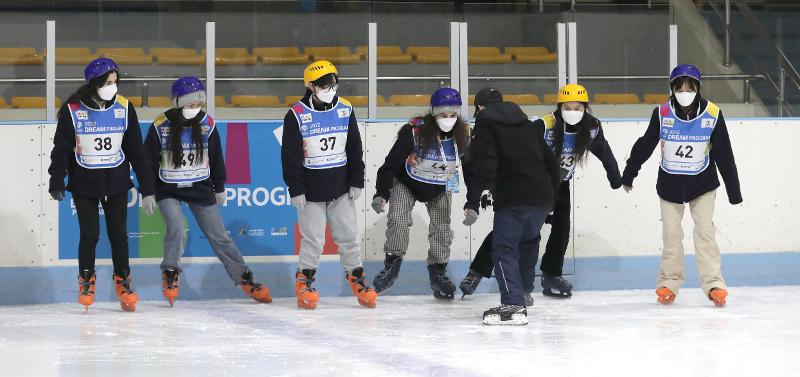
[297,193,363,272]
[384,180,453,265]
[158,198,249,284]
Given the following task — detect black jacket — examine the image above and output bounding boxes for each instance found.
[468,102,560,209]
[374,121,481,211]
[48,94,155,199]
[534,112,622,189]
[621,98,742,204]
[281,93,365,202]
[144,109,226,206]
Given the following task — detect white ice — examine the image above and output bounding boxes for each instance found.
[0,286,798,377]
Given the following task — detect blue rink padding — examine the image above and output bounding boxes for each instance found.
[0,252,798,305]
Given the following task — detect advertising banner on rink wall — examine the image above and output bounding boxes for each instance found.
[57,121,300,260]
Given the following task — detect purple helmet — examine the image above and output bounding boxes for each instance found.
[84,58,118,83]
[172,76,205,98]
[670,64,702,84]
[431,87,462,107]
[172,76,207,108]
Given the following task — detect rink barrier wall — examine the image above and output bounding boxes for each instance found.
[1,118,798,305]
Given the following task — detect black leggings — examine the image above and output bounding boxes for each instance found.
[74,192,130,276]
[469,181,572,277]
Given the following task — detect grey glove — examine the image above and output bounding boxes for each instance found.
[371,196,386,214]
[50,191,64,201]
[463,209,479,226]
[349,187,362,201]
[215,192,226,206]
[291,194,306,210]
[141,195,157,216]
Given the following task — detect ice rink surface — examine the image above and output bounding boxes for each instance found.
[0,286,797,377]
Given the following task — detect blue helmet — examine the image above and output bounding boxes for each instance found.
[84,57,118,83]
[670,64,702,84]
[431,87,462,107]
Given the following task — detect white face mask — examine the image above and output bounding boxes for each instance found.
[315,89,337,104]
[561,110,584,126]
[437,117,457,133]
[182,107,202,119]
[97,84,117,101]
[674,91,697,107]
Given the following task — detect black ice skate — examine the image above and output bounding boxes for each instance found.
[373,254,403,294]
[542,273,573,298]
[482,305,528,325]
[458,269,483,298]
[427,263,456,300]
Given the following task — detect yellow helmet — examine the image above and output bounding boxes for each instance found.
[303,60,338,86]
[557,84,589,103]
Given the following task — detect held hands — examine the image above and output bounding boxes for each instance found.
[141,195,157,216]
[291,194,306,210]
[215,192,226,206]
[463,209,479,226]
[349,187,362,201]
[50,191,65,201]
[623,185,633,193]
[371,197,387,214]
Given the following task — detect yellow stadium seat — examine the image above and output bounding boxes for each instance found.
[304,47,361,65]
[202,48,256,65]
[543,94,559,105]
[127,96,142,107]
[42,48,99,65]
[231,95,282,107]
[594,93,641,104]
[0,97,11,108]
[643,93,669,104]
[254,47,309,65]
[354,46,412,64]
[344,95,386,106]
[11,96,62,108]
[97,48,152,65]
[0,48,44,65]
[505,94,542,105]
[468,47,512,64]
[284,96,304,106]
[152,48,205,66]
[142,96,172,107]
[215,96,230,107]
[407,46,449,64]
[388,94,430,106]
[507,47,557,64]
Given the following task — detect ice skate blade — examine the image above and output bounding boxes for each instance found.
[120,302,136,312]
[482,314,528,326]
[543,288,572,299]
[297,299,317,310]
[432,291,455,300]
[357,298,377,308]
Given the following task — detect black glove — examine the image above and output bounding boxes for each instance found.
[480,191,493,209]
[545,214,553,224]
[50,191,65,201]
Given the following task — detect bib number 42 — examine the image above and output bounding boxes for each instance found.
[674,145,694,159]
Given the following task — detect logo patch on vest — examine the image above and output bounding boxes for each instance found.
[337,108,350,118]
[300,113,313,123]
[76,111,88,120]
[114,109,125,118]
[662,118,675,128]
[701,119,714,128]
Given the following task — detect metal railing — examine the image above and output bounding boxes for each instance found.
[711,0,800,116]
[0,73,762,105]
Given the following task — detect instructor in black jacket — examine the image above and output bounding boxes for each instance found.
[468,87,560,325]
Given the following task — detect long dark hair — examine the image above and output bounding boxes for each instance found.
[66,71,119,106]
[414,113,470,154]
[551,104,598,166]
[165,108,206,169]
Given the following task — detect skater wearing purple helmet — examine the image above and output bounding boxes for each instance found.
[371,87,480,299]
[48,58,156,312]
[621,64,742,307]
[144,76,272,306]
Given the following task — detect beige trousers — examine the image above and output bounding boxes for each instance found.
[658,189,726,296]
